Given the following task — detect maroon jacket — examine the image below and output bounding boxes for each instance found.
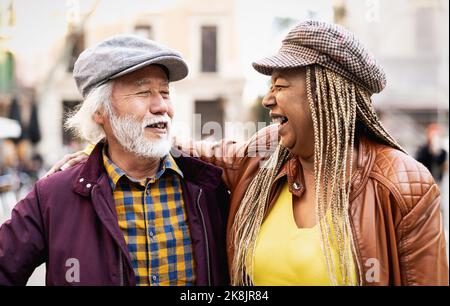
[0,142,230,286]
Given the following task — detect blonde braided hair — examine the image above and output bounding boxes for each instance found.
[230,65,403,286]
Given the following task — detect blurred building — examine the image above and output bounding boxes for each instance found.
[1,0,336,164]
[2,0,448,160]
[333,0,449,154]
[33,0,246,163]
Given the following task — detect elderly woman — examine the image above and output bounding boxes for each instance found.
[50,21,448,285]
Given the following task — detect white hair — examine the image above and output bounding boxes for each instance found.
[65,82,113,144]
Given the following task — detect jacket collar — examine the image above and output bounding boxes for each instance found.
[272,135,375,200]
[73,141,107,197]
[169,148,224,189]
[102,147,184,191]
[73,142,224,197]
[272,156,305,198]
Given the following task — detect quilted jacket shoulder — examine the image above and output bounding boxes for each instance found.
[370,143,436,213]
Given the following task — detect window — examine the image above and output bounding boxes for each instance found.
[194,99,224,140]
[201,26,217,73]
[134,25,153,39]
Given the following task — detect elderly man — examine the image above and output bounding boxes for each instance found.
[0,35,229,286]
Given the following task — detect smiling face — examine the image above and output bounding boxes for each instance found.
[110,65,172,139]
[95,65,174,158]
[262,68,315,158]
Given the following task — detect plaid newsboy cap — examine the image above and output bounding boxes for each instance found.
[252,20,386,94]
[73,34,188,98]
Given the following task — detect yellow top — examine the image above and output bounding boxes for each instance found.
[250,183,357,286]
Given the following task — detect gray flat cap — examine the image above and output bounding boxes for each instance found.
[253,20,386,94]
[73,34,189,98]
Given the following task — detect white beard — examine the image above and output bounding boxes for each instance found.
[109,112,172,159]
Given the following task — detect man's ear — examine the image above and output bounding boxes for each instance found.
[93,110,105,124]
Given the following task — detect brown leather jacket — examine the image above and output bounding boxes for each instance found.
[179,126,448,285]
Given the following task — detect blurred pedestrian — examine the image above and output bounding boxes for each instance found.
[416,123,448,183]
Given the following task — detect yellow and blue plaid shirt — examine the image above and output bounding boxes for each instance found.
[102,150,196,286]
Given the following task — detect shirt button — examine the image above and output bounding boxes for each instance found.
[86,183,92,188]
[152,275,157,281]
[149,230,154,237]
[79,178,84,183]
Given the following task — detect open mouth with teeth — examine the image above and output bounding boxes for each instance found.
[145,122,168,131]
[271,114,289,126]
